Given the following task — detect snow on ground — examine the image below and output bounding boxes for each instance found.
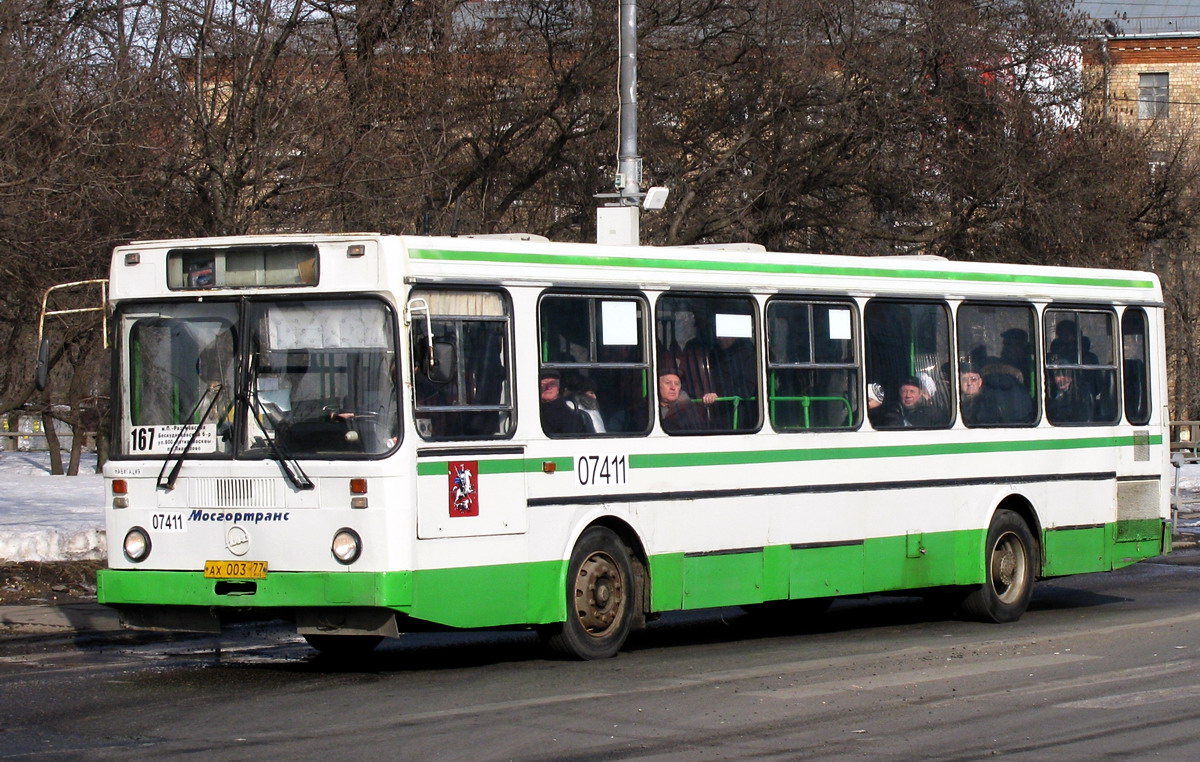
[0,452,105,562]
[1,450,1199,563]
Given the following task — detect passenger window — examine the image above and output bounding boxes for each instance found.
[1044,308,1119,425]
[865,300,953,429]
[409,289,513,440]
[1122,308,1151,425]
[538,294,651,436]
[955,303,1038,427]
[766,300,859,430]
[656,294,760,434]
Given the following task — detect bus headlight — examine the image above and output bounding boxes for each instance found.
[123,527,151,563]
[332,528,362,565]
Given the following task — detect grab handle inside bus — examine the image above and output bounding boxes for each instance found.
[407,297,456,384]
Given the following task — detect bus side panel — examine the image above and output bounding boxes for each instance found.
[681,549,765,609]
[648,552,685,612]
[862,528,969,593]
[1041,525,1109,577]
[788,542,865,598]
[407,557,566,628]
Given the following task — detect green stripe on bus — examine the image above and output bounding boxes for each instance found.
[631,434,1161,469]
[416,456,573,477]
[415,434,1160,475]
[410,248,1157,289]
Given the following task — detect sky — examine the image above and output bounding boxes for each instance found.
[1074,0,1200,35]
[0,450,1198,563]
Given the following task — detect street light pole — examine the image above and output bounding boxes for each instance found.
[597,0,667,245]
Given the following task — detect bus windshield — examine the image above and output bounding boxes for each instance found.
[118,298,399,459]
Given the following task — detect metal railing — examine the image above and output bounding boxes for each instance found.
[1170,420,1200,462]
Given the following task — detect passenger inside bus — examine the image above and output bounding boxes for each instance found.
[563,374,606,434]
[878,376,940,427]
[1046,362,1093,423]
[690,334,757,430]
[979,363,1034,424]
[539,370,592,435]
[959,363,998,425]
[658,369,706,432]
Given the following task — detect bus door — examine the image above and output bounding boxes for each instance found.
[408,289,525,538]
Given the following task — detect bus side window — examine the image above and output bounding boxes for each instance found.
[766,299,859,431]
[1122,308,1151,425]
[409,289,514,440]
[1044,308,1119,426]
[538,293,651,437]
[955,302,1037,427]
[656,294,760,434]
[865,300,953,430]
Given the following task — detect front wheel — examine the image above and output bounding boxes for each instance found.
[541,527,637,660]
[959,509,1038,623]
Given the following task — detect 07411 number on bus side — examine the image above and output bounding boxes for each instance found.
[576,454,628,487]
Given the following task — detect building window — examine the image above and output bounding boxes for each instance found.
[1138,73,1169,120]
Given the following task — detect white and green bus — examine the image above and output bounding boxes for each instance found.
[96,233,1170,658]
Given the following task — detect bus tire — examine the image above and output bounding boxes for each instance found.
[543,526,636,660]
[302,633,383,656]
[959,509,1037,623]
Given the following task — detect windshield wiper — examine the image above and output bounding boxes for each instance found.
[157,381,224,491]
[243,362,314,491]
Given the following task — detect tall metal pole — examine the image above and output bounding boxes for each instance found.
[617,0,641,205]
[597,0,642,244]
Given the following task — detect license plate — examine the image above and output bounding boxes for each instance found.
[203,560,267,579]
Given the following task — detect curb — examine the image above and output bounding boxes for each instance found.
[0,602,121,635]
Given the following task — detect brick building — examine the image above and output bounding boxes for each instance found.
[1078,2,1200,127]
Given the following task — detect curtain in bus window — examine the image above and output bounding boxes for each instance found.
[539,294,650,436]
[1122,309,1151,425]
[656,294,760,434]
[1044,308,1118,425]
[249,299,399,456]
[267,302,390,350]
[955,303,1037,426]
[865,301,952,429]
[410,289,513,440]
[766,300,859,430]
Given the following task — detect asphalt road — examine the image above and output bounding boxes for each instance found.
[2,552,1200,760]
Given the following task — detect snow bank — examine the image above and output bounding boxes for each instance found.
[0,452,105,562]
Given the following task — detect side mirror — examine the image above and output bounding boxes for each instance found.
[427,341,456,384]
[34,338,50,391]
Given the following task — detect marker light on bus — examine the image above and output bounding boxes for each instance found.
[349,478,368,508]
[123,527,151,563]
[112,479,128,508]
[332,528,362,565]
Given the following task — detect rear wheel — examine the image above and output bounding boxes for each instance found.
[542,527,636,660]
[959,509,1037,623]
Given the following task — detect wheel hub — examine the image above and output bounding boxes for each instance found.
[575,552,625,636]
